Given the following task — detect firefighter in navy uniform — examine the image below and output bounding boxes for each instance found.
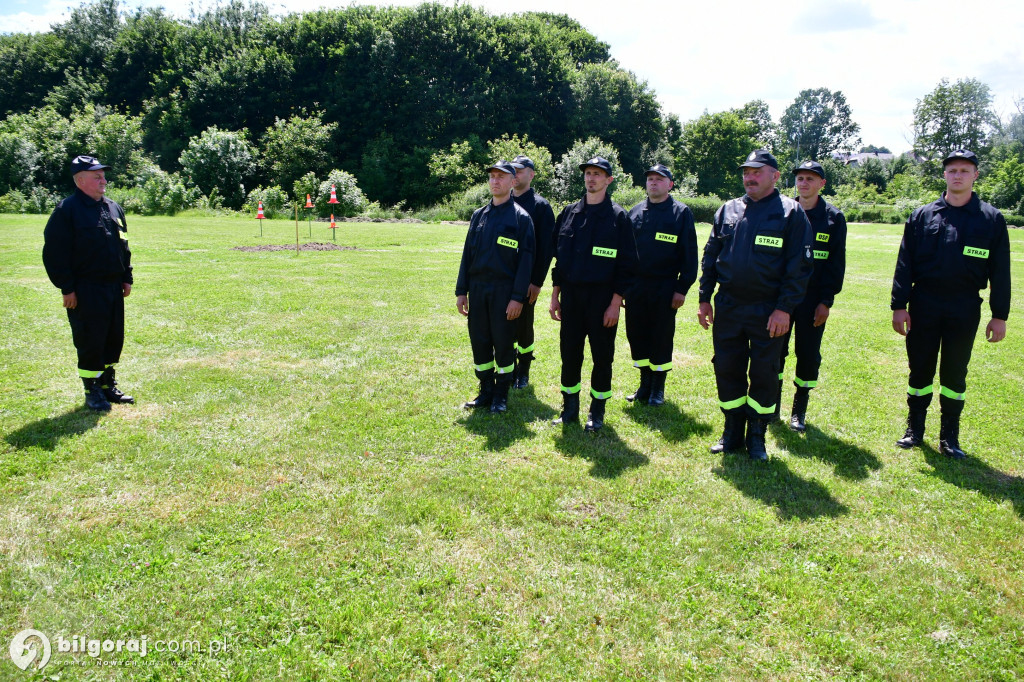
[549,157,636,432]
[624,164,698,406]
[510,155,556,390]
[42,155,134,411]
[891,149,1011,459]
[456,160,536,414]
[777,160,847,431]
[697,150,813,460]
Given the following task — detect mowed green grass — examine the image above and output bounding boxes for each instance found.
[1,212,1022,681]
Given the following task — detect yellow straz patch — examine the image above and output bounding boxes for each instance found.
[816,232,829,242]
[654,232,678,243]
[754,235,783,248]
[963,246,989,258]
[814,250,828,259]
[497,236,518,249]
[592,247,617,258]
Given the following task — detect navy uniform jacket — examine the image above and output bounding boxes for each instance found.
[42,189,132,295]
[512,188,556,289]
[455,198,535,303]
[699,189,813,314]
[551,193,636,296]
[802,197,847,308]
[891,192,1011,320]
[627,196,698,296]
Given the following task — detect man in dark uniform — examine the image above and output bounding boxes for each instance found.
[43,155,134,411]
[777,160,847,432]
[697,150,813,460]
[456,160,536,413]
[891,149,1011,459]
[549,156,636,432]
[624,164,698,406]
[510,155,556,390]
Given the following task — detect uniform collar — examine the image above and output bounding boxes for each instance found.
[483,197,514,214]
[937,191,981,214]
[742,188,780,205]
[75,187,104,206]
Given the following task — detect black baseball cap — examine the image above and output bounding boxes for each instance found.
[70,155,111,174]
[942,149,978,167]
[579,156,613,175]
[792,160,825,179]
[486,160,517,176]
[738,149,778,170]
[646,164,674,181]
[511,155,535,170]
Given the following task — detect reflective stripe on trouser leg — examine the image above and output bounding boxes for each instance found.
[559,284,617,397]
[940,385,965,401]
[794,377,817,388]
[906,293,979,404]
[747,394,776,415]
[712,298,782,419]
[513,299,536,357]
[719,395,746,411]
[560,383,581,394]
[626,279,677,370]
[633,359,650,368]
[907,384,933,396]
[591,387,612,400]
[78,368,103,379]
[650,362,672,372]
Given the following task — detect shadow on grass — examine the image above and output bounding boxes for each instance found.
[456,386,557,451]
[922,445,1024,518]
[769,422,883,480]
[712,451,849,520]
[553,421,649,479]
[4,407,102,451]
[622,399,714,443]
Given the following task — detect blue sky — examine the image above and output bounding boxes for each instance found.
[2,0,1022,154]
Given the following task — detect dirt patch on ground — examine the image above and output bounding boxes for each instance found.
[233,242,360,252]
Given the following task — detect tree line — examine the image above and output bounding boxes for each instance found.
[1,0,1021,221]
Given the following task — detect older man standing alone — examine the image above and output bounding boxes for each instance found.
[43,155,135,411]
[697,150,813,460]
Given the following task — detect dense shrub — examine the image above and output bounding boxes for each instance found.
[550,138,621,204]
[0,190,27,213]
[140,171,196,215]
[246,186,290,219]
[679,196,722,224]
[1005,214,1024,227]
[179,126,256,210]
[316,169,366,218]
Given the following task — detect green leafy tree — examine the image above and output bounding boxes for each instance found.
[855,156,888,191]
[913,78,998,161]
[549,137,621,204]
[260,112,338,195]
[317,169,366,217]
[179,126,256,210]
[486,133,554,197]
[427,136,486,200]
[780,87,861,166]
[733,100,778,152]
[0,133,39,194]
[676,111,759,199]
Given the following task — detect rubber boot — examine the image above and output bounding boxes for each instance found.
[584,398,606,432]
[626,367,652,403]
[464,372,494,409]
[513,354,532,389]
[745,416,769,461]
[770,379,783,422]
[82,377,111,412]
[490,376,511,413]
[552,391,580,425]
[789,386,810,432]
[710,408,746,454]
[647,371,667,406]
[99,366,134,404]
[939,396,967,459]
[896,394,930,449]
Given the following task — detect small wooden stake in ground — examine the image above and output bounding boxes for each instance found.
[295,204,300,254]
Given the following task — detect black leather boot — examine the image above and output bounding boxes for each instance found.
[82,377,111,411]
[552,391,580,425]
[710,409,746,454]
[789,387,809,432]
[464,373,494,409]
[647,371,667,406]
[895,408,928,448]
[490,377,511,413]
[939,396,966,459]
[99,366,134,404]
[745,416,769,461]
[513,354,532,389]
[584,398,606,432]
[626,367,652,403]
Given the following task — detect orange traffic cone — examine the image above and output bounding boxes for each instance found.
[304,194,313,208]
[329,214,337,229]
[256,201,265,219]
[328,185,339,204]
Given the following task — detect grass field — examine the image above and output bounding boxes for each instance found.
[1,212,1022,681]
